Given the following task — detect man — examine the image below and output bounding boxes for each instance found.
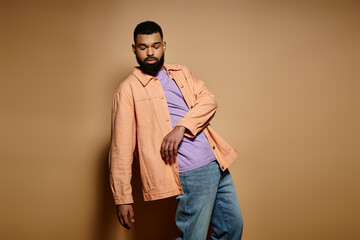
[109,21,243,239]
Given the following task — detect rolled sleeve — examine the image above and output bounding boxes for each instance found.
[176,68,217,138]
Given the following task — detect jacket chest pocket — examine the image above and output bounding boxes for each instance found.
[135,98,154,126]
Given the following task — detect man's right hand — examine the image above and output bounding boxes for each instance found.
[117,204,135,229]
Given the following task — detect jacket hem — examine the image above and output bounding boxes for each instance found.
[143,187,183,201]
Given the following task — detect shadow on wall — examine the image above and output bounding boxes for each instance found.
[93,142,180,240]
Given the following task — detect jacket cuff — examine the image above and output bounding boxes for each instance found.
[114,196,134,205]
[176,119,197,138]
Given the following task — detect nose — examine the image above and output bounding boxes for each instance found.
[146,47,154,56]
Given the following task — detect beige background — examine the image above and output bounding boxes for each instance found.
[1,0,359,239]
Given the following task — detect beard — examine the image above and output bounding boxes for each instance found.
[136,52,165,76]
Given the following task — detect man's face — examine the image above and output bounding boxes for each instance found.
[132,32,166,76]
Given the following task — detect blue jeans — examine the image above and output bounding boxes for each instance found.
[175,161,243,240]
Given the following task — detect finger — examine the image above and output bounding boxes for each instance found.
[163,140,170,163]
[173,140,178,156]
[122,212,131,229]
[129,207,135,223]
[171,143,177,164]
[161,138,167,159]
[118,213,124,226]
[161,137,168,162]
[173,146,178,163]
[170,137,180,164]
[168,142,174,160]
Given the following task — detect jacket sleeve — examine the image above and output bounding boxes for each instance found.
[176,67,217,138]
[108,83,136,205]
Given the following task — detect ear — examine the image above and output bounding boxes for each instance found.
[132,44,136,54]
[163,41,166,51]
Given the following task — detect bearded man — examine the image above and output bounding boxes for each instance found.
[109,21,243,240]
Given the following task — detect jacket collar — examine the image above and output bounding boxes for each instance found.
[132,63,181,86]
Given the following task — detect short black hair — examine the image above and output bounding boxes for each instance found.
[133,21,163,43]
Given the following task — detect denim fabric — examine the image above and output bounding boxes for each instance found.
[175,161,243,240]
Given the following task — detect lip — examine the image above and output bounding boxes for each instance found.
[145,58,157,64]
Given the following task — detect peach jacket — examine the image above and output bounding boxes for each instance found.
[109,63,238,205]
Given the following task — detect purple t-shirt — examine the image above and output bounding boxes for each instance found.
[155,68,215,172]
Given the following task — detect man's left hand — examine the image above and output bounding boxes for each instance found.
[161,126,186,164]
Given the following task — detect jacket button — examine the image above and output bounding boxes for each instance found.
[180,84,184,88]
[212,146,215,150]
[222,166,225,170]
[190,106,193,109]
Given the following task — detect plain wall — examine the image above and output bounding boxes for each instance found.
[1,0,359,239]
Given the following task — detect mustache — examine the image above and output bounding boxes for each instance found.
[145,57,158,61]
